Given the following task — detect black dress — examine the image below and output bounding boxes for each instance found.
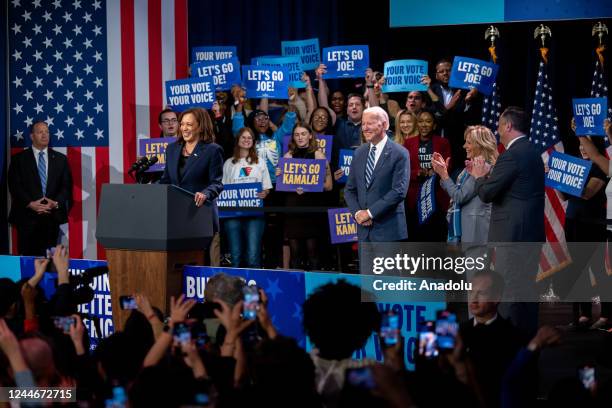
[283,148,325,239]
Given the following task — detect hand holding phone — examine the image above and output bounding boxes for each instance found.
[119,295,137,310]
[381,312,400,346]
[52,316,76,334]
[418,321,439,359]
[243,286,260,320]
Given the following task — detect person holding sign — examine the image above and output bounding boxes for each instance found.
[471,107,544,336]
[405,109,451,242]
[222,128,272,268]
[431,125,498,251]
[160,107,224,237]
[393,110,419,145]
[344,107,409,242]
[279,123,332,269]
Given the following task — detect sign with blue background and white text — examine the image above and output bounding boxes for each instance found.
[217,182,264,218]
[165,77,215,110]
[382,60,428,92]
[242,65,289,99]
[322,45,369,79]
[546,151,592,197]
[191,57,241,91]
[281,38,321,70]
[253,56,305,89]
[191,46,237,63]
[572,97,608,136]
[449,56,499,96]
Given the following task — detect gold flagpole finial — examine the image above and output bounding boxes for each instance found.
[534,24,552,48]
[485,25,500,46]
[592,22,608,46]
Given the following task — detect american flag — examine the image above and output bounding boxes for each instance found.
[481,82,501,140]
[8,0,188,259]
[529,58,572,280]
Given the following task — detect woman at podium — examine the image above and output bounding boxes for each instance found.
[160,107,224,233]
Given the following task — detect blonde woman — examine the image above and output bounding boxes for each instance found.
[431,125,498,246]
[393,110,419,145]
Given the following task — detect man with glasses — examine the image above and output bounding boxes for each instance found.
[158,108,178,137]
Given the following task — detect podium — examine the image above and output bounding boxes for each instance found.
[96,184,214,329]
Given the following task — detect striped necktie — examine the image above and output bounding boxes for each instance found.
[38,150,47,196]
[365,145,376,188]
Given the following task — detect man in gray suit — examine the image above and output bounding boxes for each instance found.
[345,107,410,242]
[471,106,545,336]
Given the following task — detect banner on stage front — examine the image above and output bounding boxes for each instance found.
[322,45,369,79]
[253,56,305,89]
[572,97,608,136]
[242,65,289,99]
[138,137,175,172]
[276,158,326,192]
[328,208,358,244]
[546,151,592,197]
[382,60,428,92]
[165,78,215,110]
[281,38,321,70]
[191,45,237,63]
[448,56,499,96]
[417,175,437,224]
[191,57,241,91]
[217,182,264,218]
[281,135,333,163]
[337,149,354,184]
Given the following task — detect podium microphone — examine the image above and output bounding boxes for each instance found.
[139,156,159,173]
[128,156,149,173]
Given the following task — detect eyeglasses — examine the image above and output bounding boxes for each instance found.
[161,118,178,124]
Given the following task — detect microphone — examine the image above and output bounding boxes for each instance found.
[138,156,159,173]
[129,156,149,173]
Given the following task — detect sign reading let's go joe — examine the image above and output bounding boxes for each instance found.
[191,57,241,91]
[572,97,608,136]
[448,56,499,96]
[165,77,215,111]
[242,65,290,99]
[322,45,369,79]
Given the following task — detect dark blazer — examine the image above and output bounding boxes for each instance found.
[475,137,545,242]
[344,138,409,241]
[8,148,72,225]
[160,141,224,232]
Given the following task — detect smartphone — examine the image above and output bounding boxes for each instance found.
[435,311,458,350]
[578,365,596,390]
[173,322,191,345]
[243,285,260,320]
[191,321,208,349]
[119,295,137,310]
[418,321,439,359]
[381,312,400,346]
[345,367,376,390]
[52,316,75,334]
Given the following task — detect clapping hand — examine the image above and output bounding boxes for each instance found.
[431,152,450,180]
[467,156,491,178]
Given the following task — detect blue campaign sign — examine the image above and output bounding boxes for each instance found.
[448,56,499,96]
[138,137,175,172]
[546,151,592,197]
[417,175,437,224]
[182,266,306,346]
[165,77,215,111]
[242,65,289,99]
[337,149,354,184]
[327,208,358,244]
[191,57,241,91]
[253,56,305,89]
[281,38,321,70]
[282,134,333,162]
[572,97,608,136]
[217,182,264,218]
[322,45,370,79]
[191,46,237,63]
[276,158,327,192]
[382,60,428,92]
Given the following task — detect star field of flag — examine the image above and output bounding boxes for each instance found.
[481,81,501,139]
[9,0,108,147]
[591,60,612,118]
[529,60,560,152]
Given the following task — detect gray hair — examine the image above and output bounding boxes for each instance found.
[204,272,246,307]
[362,106,389,131]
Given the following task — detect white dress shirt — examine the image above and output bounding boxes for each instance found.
[31,146,49,176]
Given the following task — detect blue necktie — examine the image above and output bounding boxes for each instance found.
[365,145,376,188]
[38,151,47,196]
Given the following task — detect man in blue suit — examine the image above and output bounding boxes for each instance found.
[345,107,410,242]
[471,106,545,336]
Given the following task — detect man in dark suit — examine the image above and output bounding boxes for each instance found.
[345,107,409,242]
[8,121,73,256]
[471,106,545,336]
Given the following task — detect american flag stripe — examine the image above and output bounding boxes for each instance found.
[8,0,187,259]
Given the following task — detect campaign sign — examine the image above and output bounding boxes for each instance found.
[546,151,592,197]
[327,208,358,244]
[572,97,608,136]
[253,56,305,89]
[281,135,333,162]
[322,45,369,79]
[448,56,499,96]
[138,137,175,172]
[417,175,437,224]
[242,65,289,99]
[337,149,354,184]
[191,57,241,91]
[276,158,326,192]
[217,182,264,218]
[382,60,428,92]
[191,45,237,63]
[165,77,215,110]
[281,38,321,70]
